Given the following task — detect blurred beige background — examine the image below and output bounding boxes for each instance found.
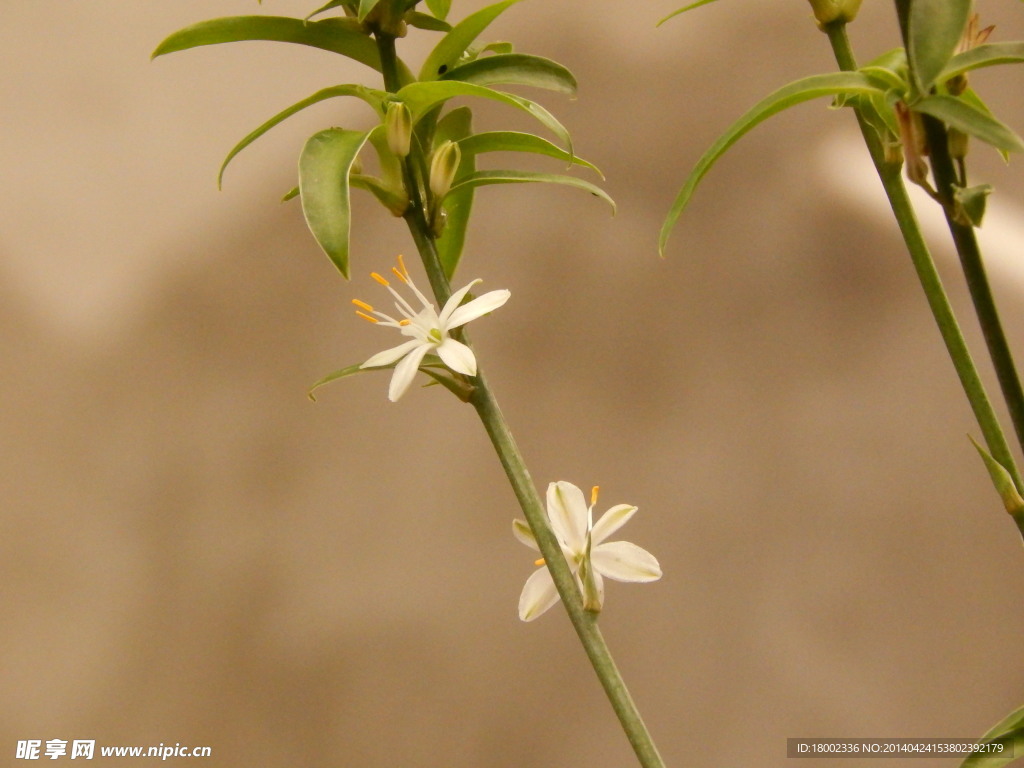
[3,1,1024,766]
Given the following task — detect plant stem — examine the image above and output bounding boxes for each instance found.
[374,32,667,768]
[823,22,1024,494]
[920,115,1024,457]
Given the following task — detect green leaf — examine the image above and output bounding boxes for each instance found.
[659,71,884,257]
[350,173,409,215]
[298,128,372,278]
[396,80,573,155]
[441,53,577,94]
[657,0,720,27]
[459,131,601,177]
[357,0,381,21]
[305,0,350,21]
[913,95,1024,154]
[859,47,909,92]
[405,11,451,32]
[960,703,1024,768]
[907,0,971,93]
[218,85,382,188]
[940,42,1024,81]
[308,363,373,401]
[425,0,452,20]
[152,16,414,82]
[419,0,522,81]
[444,170,615,213]
[434,107,475,278]
[969,436,1024,541]
[282,186,299,202]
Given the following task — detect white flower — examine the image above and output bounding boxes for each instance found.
[354,255,510,402]
[514,481,662,622]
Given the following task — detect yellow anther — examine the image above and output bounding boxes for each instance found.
[391,266,408,284]
[355,311,378,324]
[352,299,374,312]
[396,253,410,279]
[371,272,390,287]
[591,486,600,506]
[534,558,546,567]
[398,319,411,326]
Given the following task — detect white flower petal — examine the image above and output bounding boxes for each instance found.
[445,289,511,330]
[591,504,638,546]
[437,279,482,327]
[592,540,662,583]
[387,342,431,401]
[360,338,422,369]
[546,481,589,552]
[518,567,561,621]
[512,519,538,551]
[436,337,477,376]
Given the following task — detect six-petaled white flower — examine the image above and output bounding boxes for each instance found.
[514,481,662,622]
[354,255,510,402]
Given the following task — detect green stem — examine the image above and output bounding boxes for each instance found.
[374,32,666,768]
[919,115,1024,457]
[824,22,1024,493]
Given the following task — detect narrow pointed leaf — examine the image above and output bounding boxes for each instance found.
[657,0,720,27]
[960,703,1024,768]
[425,0,452,20]
[396,80,573,154]
[218,85,382,188]
[914,95,1024,154]
[940,42,1024,81]
[357,0,382,21]
[419,0,522,81]
[907,0,971,92]
[152,16,414,82]
[659,72,884,257]
[459,131,601,176]
[860,48,909,92]
[405,12,451,32]
[434,107,474,278]
[306,0,350,20]
[308,363,374,401]
[282,186,299,202]
[441,53,576,94]
[444,170,615,212]
[298,128,372,278]
[969,436,1024,541]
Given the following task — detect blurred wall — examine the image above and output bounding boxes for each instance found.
[3,1,1024,766]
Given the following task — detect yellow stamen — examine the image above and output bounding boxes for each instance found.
[355,311,378,324]
[352,299,374,312]
[534,558,546,567]
[391,266,408,284]
[398,319,411,326]
[396,253,410,279]
[591,486,600,506]
[371,272,390,287]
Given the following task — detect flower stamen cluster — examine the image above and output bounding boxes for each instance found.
[355,255,510,401]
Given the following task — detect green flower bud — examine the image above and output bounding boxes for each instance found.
[384,101,411,158]
[428,140,461,200]
[807,0,862,27]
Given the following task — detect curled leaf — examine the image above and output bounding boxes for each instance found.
[659,71,884,256]
[298,128,373,278]
[444,170,615,213]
